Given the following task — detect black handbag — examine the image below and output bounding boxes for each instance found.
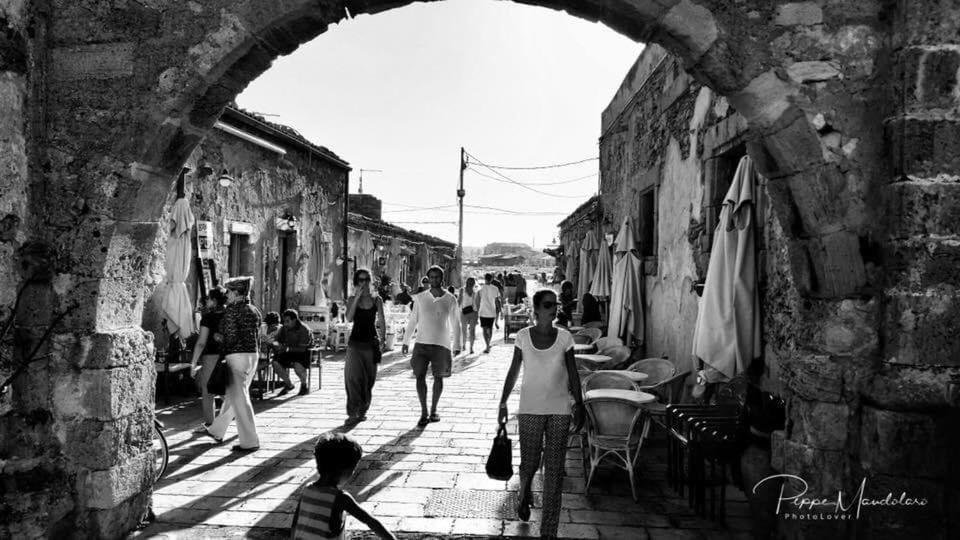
[485,421,513,481]
[206,357,229,396]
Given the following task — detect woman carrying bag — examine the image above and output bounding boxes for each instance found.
[497,289,584,540]
[202,276,262,452]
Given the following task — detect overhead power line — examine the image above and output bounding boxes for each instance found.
[467,168,597,187]
[464,151,594,200]
[474,156,599,170]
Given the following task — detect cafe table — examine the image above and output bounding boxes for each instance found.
[573,343,595,353]
[568,326,585,333]
[575,353,611,370]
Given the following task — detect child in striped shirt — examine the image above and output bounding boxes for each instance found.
[291,433,396,539]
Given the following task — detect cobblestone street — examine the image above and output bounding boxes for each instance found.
[136,337,752,540]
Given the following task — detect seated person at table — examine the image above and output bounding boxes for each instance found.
[555,280,577,327]
[271,309,314,396]
[259,310,281,366]
[394,284,413,307]
[580,291,602,327]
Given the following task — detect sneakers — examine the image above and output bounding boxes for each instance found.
[192,423,211,434]
[298,384,309,396]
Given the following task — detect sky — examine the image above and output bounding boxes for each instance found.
[237,0,642,250]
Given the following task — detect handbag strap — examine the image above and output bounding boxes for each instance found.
[496,421,508,439]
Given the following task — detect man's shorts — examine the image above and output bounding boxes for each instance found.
[410,343,452,378]
[479,316,496,329]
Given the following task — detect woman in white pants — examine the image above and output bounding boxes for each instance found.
[203,277,262,452]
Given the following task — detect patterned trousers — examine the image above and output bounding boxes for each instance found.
[518,413,571,538]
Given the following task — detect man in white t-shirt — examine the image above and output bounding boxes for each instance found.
[402,265,461,427]
[475,272,502,354]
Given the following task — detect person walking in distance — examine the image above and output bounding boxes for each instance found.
[498,289,585,539]
[476,273,502,354]
[344,268,387,424]
[402,265,461,427]
[204,277,262,452]
[459,277,480,354]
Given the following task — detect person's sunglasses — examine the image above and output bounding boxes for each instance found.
[540,301,558,309]
[358,277,371,283]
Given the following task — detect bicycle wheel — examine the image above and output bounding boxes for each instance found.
[151,421,169,482]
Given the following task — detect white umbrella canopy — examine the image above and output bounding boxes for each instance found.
[578,229,598,300]
[693,155,761,379]
[308,222,328,305]
[356,229,374,269]
[564,237,579,285]
[589,239,613,300]
[385,238,403,280]
[160,198,196,340]
[607,217,644,345]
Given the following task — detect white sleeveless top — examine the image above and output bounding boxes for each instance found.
[515,327,575,415]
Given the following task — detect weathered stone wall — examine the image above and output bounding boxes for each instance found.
[141,118,347,350]
[1,0,957,537]
[599,47,743,369]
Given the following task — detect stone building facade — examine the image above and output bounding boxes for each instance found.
[347,194,457,291]
[2,1,959,538]
[142,106,349,350]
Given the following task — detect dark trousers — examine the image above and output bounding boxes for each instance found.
[345,340,377,418]
[518,413,571,537]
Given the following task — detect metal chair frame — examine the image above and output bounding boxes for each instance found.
[582,395,651,501]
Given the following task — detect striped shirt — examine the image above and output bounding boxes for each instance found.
[292,484,344,539]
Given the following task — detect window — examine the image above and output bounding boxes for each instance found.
[228,233,252,276]
[638,187,657,258]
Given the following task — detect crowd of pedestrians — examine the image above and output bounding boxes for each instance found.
[182,269,577,539]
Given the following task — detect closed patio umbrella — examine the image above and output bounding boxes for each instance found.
[356,229,374,269]
[607,217,644,345]
[692,155,761,380]
[160,196,196,339]
[416,243,430,280]
[564,237,579,285]
[578,229,598,301]
[308,222,328,305]
[589,237,613,300]
[385,238,402,280]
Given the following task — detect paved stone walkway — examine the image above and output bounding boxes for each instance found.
[136,337,753,539]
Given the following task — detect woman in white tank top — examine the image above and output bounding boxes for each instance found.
[497,289,585,539]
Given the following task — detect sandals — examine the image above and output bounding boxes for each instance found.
[516,491,532,521]
[417,415,430,427]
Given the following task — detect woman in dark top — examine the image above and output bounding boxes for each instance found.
[189,286,227,429]
[344,268,386,425]
[556,280,577,327]
[580,291,602,326]
[204,277,263,452]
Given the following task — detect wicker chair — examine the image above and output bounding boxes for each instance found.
[582,391,651,501]
[574,327,602,343]
[598,345,633,370]
[627,358,677,388]
[593,336,623,355]
[582,371,639,392]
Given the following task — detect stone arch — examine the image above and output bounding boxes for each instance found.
[12,0,914,538]
[116,0,859,305]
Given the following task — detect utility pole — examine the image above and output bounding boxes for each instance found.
[358,168,382,194]
[456,147,466,287]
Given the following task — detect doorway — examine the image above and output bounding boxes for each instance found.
[278,231,297,312]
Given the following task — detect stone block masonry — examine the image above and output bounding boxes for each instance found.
[1,0,959,538]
